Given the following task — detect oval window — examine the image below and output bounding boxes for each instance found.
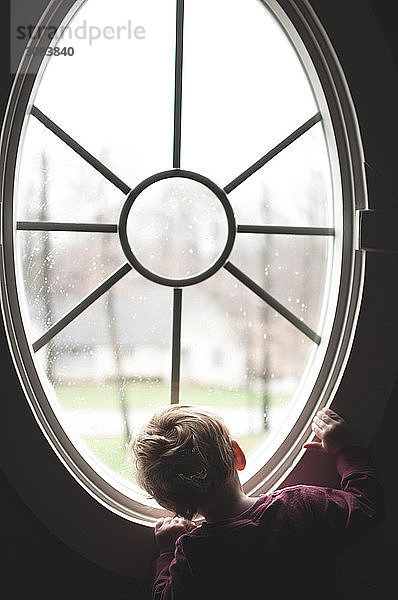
[2,0,359,519]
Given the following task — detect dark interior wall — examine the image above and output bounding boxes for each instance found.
[0,466,150,599]
[0,1,397,598]
[313,0,398,590]
[336,373,398,596]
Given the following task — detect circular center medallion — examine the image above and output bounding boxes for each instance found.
[119,170,236,286]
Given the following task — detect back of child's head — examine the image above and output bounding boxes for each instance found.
[131,405,236,519]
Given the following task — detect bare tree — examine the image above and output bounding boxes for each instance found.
[38,150,56,380]
[96,148,131,444]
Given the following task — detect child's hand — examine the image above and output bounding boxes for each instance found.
[154,516,197,554]
[304,408,352,455]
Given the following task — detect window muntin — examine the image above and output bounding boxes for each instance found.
[124,177,230,281]
[10,0,343,506]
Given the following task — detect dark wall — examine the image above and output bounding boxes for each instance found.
[320,0,398,591]
[0,1,397,598]
[0,467,150,599]
[336,373,398,596]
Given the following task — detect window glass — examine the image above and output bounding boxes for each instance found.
[14,0,341,494]
[126,177,229,280]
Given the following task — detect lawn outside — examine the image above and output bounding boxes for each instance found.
[55,382,289,483]
[55,380,287,411]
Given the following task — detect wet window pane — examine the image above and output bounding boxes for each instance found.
[14,0,341,496]
[182,0,317,185]
[126,177,229,280]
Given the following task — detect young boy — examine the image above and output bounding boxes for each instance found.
[132,405,384,599]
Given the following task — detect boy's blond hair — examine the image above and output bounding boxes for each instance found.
[131,405,236,519]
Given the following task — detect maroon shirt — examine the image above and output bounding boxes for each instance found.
[152,447,384,599]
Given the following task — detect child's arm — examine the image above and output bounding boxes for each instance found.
[152,517,197,599]
[303,408,384,546]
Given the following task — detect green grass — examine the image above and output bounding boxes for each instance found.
[55,382,287,483]
[82,430,271,482]
[83,435,134,481]
[55,381,285,411]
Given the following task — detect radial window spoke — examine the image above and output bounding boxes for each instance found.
[32,263,132,353]
[17,221,118,233]
[171,288,183,404]
[223,113,322,194]
[237,224,334,236]
[224,261,321,344]
[31,106,131,195]
[173,0,185,169]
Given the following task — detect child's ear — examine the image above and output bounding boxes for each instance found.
[231,440,246,471]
